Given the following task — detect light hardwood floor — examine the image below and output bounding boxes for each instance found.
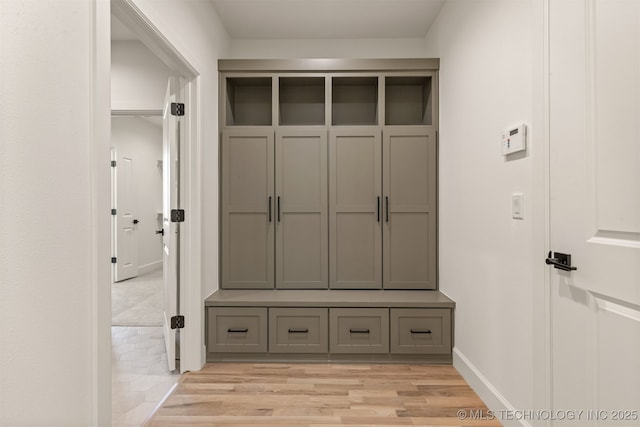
[145,363,502,426]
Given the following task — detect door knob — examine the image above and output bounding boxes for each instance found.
[133,219,139,224]
[545,251,577,271]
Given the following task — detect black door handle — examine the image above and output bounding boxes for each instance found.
[277,196,281,222]
[385,197,389,222]
[155,229,164,236]
[133,219,139,224]
[377,196,380,222]
[545,251,577,271]
[268,196,272,222]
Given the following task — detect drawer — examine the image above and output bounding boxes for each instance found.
[329,308,389,354]
[207,307,267,353]
[390,308,451,354]
[269,308,328,353]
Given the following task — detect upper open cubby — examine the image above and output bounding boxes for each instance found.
[385,76,433,126]
[332,77,378,126]
[226,77,272,126]
[279,77,325,126]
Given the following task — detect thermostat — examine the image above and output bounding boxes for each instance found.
[502,124,527,155]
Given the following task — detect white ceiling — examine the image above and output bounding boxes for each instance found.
[210,0,446,40]
[112,1,446,42]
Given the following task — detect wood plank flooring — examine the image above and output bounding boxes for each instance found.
[145,363,502,426]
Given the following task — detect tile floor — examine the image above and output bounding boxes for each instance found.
[112,326,180,427]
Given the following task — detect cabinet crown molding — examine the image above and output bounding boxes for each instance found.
[219,58,440,72]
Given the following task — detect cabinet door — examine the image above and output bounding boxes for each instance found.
[329,128,382,289]
[383,128,437,289]
[221,129,274,289]
[275,129,328,289]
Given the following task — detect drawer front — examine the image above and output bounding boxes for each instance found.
[269,308,328,353]
[329,308,389,354]
[208,307,268,353]
[390,308,451,354]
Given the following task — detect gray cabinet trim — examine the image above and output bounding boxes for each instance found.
[206,289,455,308]
[219,58,440,72]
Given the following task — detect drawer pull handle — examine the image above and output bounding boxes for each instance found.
[410,329,432,334]
[349,328,370,334]
[227,328,248,333]
[288,328,309,334]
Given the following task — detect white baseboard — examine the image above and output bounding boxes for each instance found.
[453,348,531,427]
[138,260,162,276]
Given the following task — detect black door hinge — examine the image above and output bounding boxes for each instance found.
[111,208,116,215]
[111,257,117,264]
[171,315,185,329]
[111,160,116,167]
[171,102,185,116]
[171,209,185,222]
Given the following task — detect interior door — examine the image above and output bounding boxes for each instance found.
[162,77,180,372]
[113,146,139,282]
[549,2,640,424]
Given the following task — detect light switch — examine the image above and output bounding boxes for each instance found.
[512,193,524,219]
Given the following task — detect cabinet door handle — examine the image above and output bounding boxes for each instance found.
[410,329,432,334]
[288,328,309,334]
[268,196,272,222]
[385,196,389,222]
[227,328,248,333]
[349,328,370,334]
[377,196,380,222]
[277,196,281,222]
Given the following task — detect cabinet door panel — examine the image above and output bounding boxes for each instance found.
[276,129,328,289]
[383,128,437,289]
[330,128,382,289]
[335,213,378,283]
[222,130,274,289]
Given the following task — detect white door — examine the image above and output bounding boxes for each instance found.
[113,146,139,282]
[549,2,640,425]
[162,77,180,372]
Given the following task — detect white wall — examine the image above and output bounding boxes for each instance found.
[112,117,163,273]
[423,1,541,423]
[230,37,428,59]
[111,40,172,111]
[0,1,98,425]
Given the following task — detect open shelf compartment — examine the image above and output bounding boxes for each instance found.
[385,76,433,126]
[332,77,378,126]
[226,77,272,126]
[279,77,325,126]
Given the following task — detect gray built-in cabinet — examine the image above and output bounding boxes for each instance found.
[220,60,438,290]
[213,59,451,363]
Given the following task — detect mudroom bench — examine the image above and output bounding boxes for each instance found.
[205,290,455,364]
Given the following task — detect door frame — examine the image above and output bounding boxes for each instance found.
[533,0,553,423]
[93,0,203,423]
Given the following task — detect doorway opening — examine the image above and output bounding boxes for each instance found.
[110,13,183,426]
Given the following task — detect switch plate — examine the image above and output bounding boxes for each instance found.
[512,193,524,219]
[502,124,527,155]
